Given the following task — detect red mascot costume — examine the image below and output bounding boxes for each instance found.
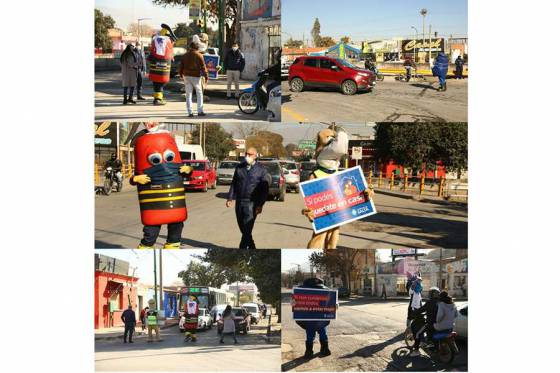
[148,24,177,105]
[130,122,192,249]
[183,297,199,342]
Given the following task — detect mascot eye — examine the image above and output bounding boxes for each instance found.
[148,153,163,165]
[163,150,176,162]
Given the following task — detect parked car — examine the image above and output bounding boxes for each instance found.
[209,304,228,324]
[216,160,239,185]
[279,160,300,193]
[217,307,252,335]
[299,161,317,182]
[182,160,217,192]
[241,303,262,325]
[455,302,468,338]
[260,160,286,202]
[289,56,375,95]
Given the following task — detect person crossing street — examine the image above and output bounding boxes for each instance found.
[121,305,136,344]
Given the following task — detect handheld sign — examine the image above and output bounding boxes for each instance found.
[292,287,338,321]
[299,166,377,233]
[203,55,220,79]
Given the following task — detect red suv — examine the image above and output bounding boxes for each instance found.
[182,160,217,192]
[288,56,375,95]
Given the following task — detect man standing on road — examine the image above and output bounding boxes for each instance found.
[226,147,269,249]
[134,42,147,100]
[121,305,136,344]
[432,51,449,91]
[224,42,245,99]
[454,55,465,80]
[179,42,209,117]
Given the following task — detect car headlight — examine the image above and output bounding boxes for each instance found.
[195,176,203,180]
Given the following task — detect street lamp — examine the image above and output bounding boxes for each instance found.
[420,8,428,61]
[411,26,418,62]
[137,17,152,43]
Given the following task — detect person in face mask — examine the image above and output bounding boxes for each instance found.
[226,147,269,249]
[224,42,245,99]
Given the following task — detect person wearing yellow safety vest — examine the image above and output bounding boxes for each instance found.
[302,126,374,249]
[146,299,163,342]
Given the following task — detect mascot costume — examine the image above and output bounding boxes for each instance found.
[130,122,192,249]
[295,278,333,358]
[148,24,177,105]
[406,274,423,327]
[182,296,199,342]
[302,125,374,249]
[146,299,162,342]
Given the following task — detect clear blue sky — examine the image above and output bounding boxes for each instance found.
[282,0,468,42]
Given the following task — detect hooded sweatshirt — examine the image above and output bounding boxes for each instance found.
[434,301,458,331]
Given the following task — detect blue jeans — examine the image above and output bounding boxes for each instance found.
[438,75,446,87]
[235,200,257,249]
[306,326,328,343]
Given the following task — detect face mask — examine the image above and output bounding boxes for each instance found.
[143,162,181,184]
[232,47,238,52]
[245,156,255,165]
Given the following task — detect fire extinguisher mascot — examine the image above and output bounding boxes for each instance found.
[148,24,177,105]
[130,122,192,249]
[183,296,199,342]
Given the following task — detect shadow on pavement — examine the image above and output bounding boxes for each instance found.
[95,228,222,249]
[281,352,324,372]
[339,332,404,360]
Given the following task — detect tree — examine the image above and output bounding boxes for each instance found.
[246,131,287,158]
[433,123,468,178]
[284,38,304,48]
[174,22,218,47]
[317,36,337,47]
[311,18,321,47]
[309,248,360,294]
[127,22,155,38]
[178,261,227,288]
[192,123,236,161]
[95,9,115,51]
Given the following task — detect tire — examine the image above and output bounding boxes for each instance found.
[404,327,415,348]
[238,92,259,114]
[290,77,304,92]
[103,177,112,196]
[341,80,358,95]
[437,340,456,364]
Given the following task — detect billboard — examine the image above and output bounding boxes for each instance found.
[392,248,417,257]
[292,287,337,321]
[299,166,377,233]
[243,0,273,20]
[401,38,445,53]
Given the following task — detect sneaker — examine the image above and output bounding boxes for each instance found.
[123,99,128,105]
[129,341,134,343]
[188,113,194,118]
[137,95,146,100]
[410,350,420,357]
[128,98,137,104]
[220,340,224,344]
[137,243,154,249]
[163,242,180,249]
[198,112,206,116]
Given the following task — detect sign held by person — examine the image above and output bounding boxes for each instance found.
[292,287,338,321]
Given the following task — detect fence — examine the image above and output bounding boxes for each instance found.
[365,171,468,201]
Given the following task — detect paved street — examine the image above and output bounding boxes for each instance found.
[95,185,467,249]
[95,320,280,372]
[95,71,271,122]
[281,293,467,372]
[281,77,467,123]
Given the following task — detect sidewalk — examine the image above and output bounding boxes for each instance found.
[95,319,178,341]
[166,74,252,99]
[373,187,468,205]
[339,294,468,303]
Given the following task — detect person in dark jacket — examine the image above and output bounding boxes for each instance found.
[295,278,335,359]
[226,147,269,249]
[120,44,138,104]
[454,55,464,79]
[432,52,449,91]
[224,42,245,99]
[410,287,440,356]
[134,42,147,100]
[121,305,137,343]
[403,57,416,82]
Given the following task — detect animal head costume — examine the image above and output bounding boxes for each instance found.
[314,127,349,174]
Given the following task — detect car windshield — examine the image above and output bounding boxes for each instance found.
[262,162,280,174]
[301,162,316,170]
[335,58,358,69]
[198,309,205,316]
[244,306,258,313]
[232,308,244,317]
[219,162,238,169]
[184,162,205,171]
[281,163,297,170]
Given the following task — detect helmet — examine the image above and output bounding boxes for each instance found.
[160,28,169,36]
[429,286,441,299]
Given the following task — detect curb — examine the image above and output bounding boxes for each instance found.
[95,323,177,341]
[373,188,468,206]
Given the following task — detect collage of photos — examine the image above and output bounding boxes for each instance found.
[94,0,468,372]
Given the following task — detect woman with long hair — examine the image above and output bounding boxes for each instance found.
[220,305,238,344]
[120,44,138,104]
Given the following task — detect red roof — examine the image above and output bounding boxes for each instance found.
[283,47,326,56]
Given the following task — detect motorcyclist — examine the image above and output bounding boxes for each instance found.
[104,153,123,185]
[256,49,281,110]
[403,57,416,82]
[410,286,440,357]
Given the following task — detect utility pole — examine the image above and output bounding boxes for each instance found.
[420,8,427,62]
[153,249,158,309]
[159,248,164,310]
[428,24,432,65]
[372,250,378,297]
[236,281,240,306]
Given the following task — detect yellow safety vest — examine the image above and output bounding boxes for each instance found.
[147,314,157,326]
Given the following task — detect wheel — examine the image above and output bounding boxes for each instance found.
[116,180,123,192]
[437,340,456,364]
[203,181,208,193]
[103,177,112,196]
[404,327,415,348]
[238,92,259,114]
[341,80,358,95]
[289,77,304,92]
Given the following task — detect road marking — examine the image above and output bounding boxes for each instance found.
[281,106,308,123]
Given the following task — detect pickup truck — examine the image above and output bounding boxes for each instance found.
[182,160,217,192]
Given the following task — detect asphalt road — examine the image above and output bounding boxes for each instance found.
[95,185,467,249]
[281,294,468,372]
[95,71,270,122]
[281,77,467,123]
[95,321,280,372]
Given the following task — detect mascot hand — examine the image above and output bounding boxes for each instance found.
[364,188,374,200]
[180,165,193,174]
[302,208,315,222]
[133,175,151,185]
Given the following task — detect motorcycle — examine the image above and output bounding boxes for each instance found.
[238,71,281,120]
[102,167,122,196]
[404,319,459,364]
[365,61,384,82]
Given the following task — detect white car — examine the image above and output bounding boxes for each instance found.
[454,302,468,338]
[242,303,262,325]
[280,161,300,193]
[198,308,212,330]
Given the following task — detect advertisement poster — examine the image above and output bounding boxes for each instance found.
[299,166,377,233]
[203,55,220,80]
[292,287,337,321]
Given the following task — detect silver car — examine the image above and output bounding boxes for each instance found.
[280,161,300,193]
[216,160,239,185]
